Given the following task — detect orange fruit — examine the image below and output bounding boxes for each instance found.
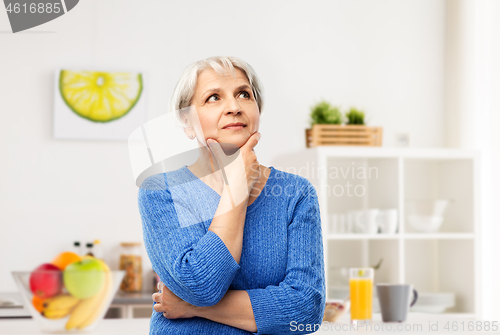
[32,295,45,313]
[51,252,82,270]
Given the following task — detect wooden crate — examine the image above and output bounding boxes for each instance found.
[305,124,383,147]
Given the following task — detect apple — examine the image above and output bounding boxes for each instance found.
[29,263,62,299]
[63,258,105,299]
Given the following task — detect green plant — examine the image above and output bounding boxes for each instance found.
[309,100,342,127]
[345,107,365,125]
[372,258,383,271]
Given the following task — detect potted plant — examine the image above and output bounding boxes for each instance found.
[345,107,365,125]
[309,100,343,126]
[305,102,382,147]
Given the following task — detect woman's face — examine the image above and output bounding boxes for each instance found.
[188,67,260,148]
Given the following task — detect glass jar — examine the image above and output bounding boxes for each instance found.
[119,242,143,292]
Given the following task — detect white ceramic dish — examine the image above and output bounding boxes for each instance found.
[410,293,456,313]
[405,199,452,233]
[407,215,444,233]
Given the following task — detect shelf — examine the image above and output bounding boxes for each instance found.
[404,159,474,233]
[326,234,399,240]
[425,313,476,318]
[312,146,479,160]
[273,147,480,317]
[405,239,474,314]
[326,233,474,240]
[404,233,474,240]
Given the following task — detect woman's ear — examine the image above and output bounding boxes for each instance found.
[183,127,195,140]
[179,110,195,139]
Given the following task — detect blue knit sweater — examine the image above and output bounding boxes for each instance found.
[138,165,326,334]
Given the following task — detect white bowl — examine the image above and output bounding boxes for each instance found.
[406,199,452,233]
[407,215,444,233]
[406,199,451,217]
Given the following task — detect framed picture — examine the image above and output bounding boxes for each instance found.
[53,69,147,140]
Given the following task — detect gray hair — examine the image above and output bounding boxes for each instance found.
[169,56,265,128]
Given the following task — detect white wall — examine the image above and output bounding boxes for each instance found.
[443,0,500,320]
[488,0,500,321]
[0,0,446,292]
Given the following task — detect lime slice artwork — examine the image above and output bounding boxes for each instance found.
[59,70,143,123]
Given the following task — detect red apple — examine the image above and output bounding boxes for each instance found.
[29,263,62,299]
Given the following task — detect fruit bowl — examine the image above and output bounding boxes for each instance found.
[12,270,124,333]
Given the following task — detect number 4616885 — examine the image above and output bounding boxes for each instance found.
[6,3,61,14]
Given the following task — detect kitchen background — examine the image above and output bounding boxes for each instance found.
[1,0,499,320]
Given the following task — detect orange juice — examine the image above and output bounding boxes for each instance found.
[349,277,373,321]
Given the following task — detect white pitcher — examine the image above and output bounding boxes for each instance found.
[377,209,398,234]
[354,209,380,234]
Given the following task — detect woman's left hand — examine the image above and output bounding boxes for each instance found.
[152,281,197,319]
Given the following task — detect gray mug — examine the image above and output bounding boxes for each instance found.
[376,284,418,322]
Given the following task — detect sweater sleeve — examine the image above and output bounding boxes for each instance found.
[246,180,326,335]
[138,174,241,307]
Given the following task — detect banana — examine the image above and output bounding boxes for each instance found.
[65,294,102,330]
[65,260,113,330]
[42,307,72,320]
[43,294,80,311]
[40,294,80,319]
[77,262,113,329]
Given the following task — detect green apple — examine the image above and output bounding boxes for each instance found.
[63,258,105,299]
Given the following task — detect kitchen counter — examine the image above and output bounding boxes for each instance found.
[0,291,155,319]
[0,318,149,334]
[0,312,494,335]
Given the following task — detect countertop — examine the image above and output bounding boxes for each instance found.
[0,312,495,335]
[0,291,155,318]
[0,318,149,334]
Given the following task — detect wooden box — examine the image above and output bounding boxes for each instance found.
[305,124,383,147]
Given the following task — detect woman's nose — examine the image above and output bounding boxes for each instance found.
[224,97,242,115]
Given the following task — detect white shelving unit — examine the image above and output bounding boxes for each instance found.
[272,147,480,318]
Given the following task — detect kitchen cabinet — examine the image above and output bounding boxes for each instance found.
[272,147,480,317]
[105,292,153,319]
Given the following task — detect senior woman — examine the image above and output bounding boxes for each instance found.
[138,56,326,335]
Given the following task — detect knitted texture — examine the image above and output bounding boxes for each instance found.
[138,165,326,334]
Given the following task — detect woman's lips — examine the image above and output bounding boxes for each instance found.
[223,125,246,130]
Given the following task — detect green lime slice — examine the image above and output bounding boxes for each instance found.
[60,70,143,123]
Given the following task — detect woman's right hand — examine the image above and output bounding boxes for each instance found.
[206,132,262,207]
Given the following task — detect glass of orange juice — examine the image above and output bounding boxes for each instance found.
[349,267,373,324]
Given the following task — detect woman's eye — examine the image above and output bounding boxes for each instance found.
[239,91,251,99]
[206,91,250,102]
[207,94,219,102]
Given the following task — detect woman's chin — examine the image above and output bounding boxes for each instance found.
[218,136,248,148]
